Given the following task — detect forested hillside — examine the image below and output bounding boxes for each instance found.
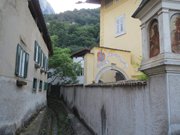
[45,8,100,52]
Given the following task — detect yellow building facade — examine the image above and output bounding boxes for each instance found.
[80,0,143,84]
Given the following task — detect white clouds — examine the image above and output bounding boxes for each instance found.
[47,0,100,13]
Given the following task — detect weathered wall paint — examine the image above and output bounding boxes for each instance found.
[59,75,173,135]
[100,0,142,58]
[83,0,143,84]
[0,0,48,134]
[84,47,141,84]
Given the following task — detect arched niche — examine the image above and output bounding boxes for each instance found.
[171,13,180,54]
[149,19,160,58]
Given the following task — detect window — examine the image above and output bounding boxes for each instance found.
[34,41,42,65]
[33,78,37,90]
[45,56,48,72]
[15,44,29,78]
[41,53,47,70]
[34,41,48,71]
[116,15,125,36]
[39,80,42,91]
[41,53,45,69]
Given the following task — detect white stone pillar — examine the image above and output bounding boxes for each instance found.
[141,23,149,61]
[158,8,171,53]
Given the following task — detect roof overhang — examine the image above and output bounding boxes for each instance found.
[86,0,100,4]
[28,0,53,55]
[132,0,149,18]
[71,48,91,58]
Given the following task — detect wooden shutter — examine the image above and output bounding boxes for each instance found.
[45,57,48,71]
[43,54,45,69]
[34,41,37,61]
[38,46,41,65]
[15,45,21,76]
[24,53,29,78]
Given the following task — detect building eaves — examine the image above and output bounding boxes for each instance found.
[132,0,149,18]
[28,0,53,55]
[71,48,91,58]
[85,0,100,4]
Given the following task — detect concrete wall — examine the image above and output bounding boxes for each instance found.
[0,0,48,134]
[59,77,170,135]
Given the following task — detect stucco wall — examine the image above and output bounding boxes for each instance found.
[59,77,170,135]
[0,76,46,134]
[0,0,48,134]
[100,0,142,58]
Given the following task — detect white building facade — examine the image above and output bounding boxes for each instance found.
[0,0,52,134]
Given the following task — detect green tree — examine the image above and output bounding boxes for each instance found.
[49,47,78,84]
[45,8,100,53]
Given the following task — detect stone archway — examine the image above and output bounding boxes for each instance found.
[95,65,128,83]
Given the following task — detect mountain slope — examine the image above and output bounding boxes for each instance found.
[45,8,100,53]
[39,0,55,14]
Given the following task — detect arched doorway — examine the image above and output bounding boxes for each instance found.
[95,66,128,83]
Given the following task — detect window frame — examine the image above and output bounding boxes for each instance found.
[15,44,29,78]
[33,78,37,91]
[34,41,42,66]
[115,15,126,37]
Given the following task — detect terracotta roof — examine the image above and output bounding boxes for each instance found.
[28,0,53,55]
[62,80,147,87]
[86,80,147,87]
[132,0,149,18]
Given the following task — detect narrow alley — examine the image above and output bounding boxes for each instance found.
[18,96,93,135]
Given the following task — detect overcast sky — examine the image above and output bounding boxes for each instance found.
[47,0,100,13]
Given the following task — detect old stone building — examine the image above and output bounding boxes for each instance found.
[0,0,52,134]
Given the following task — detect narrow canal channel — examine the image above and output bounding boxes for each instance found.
[18,96,92,135]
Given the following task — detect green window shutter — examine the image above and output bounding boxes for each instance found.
[15,45,21,76]
[40,50,42,66]
[43,54,45,68]
[45,57,48,71]
[38,46,41,65]
[38,46,40,64]
[24,53,29,78]
[47,58,48,71]
[34,41,37,61]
